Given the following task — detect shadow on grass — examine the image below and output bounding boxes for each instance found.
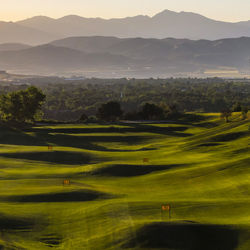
[176,113,214,123]
[0,214,35,231]
[44,133,149,148]
[44,133,157,152]
[1,124,191,148]
[6,190,113,203]
[123,222,239,250]
[0,129,47,146]
[91,164,187,177]
[26,124,189,136]
[212,132,249,142]
[40,234,62,247]
[230,147,250,155]
[198,143,221,147]
[128,124,192,137]
[195,122,218,128]
[0,151,95,165]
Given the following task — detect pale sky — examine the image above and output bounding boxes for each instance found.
[1,0,250,22]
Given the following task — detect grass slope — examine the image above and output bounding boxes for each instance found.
[0,113,249,249]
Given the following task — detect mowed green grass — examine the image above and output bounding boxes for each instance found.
[0,113,249,249]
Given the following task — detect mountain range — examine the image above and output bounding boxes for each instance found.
[0,36,250,77]
[1,10,250,45]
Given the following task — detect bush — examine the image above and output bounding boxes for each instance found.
[78,113,88,122]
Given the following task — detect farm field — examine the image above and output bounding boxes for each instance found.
[0,113,249,249]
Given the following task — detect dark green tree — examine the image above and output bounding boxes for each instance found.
[141,103,164,120]
[232,102,242,112]
[241,107,249,120]
[220,109,232,123]
[0,92,23,121]
[97,101,123,121]
[21,86,46,121]
[78,113,88,122]
[0,86,46,123]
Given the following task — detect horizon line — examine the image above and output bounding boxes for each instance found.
[2,9,250,23]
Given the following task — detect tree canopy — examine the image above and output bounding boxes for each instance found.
[0,78,249,121]
[141,103,164,120]
[97,101,123,121]
[0,86,46,123]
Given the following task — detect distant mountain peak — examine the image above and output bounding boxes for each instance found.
[19,15,55,23]
[153,9,178,18]
[2,9,250,45]
[179,11,213,20]
[152,9,211,21]
[123,15,150,21]
[57,15,87,21]
[29,15,54,20]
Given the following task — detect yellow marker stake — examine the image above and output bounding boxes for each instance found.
[161,204,171,220]
[63,180,70,186]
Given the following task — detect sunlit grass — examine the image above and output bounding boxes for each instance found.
[0,113,249,249]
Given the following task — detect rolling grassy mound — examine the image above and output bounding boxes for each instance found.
[123,222,240,250]
[0,113,249,249]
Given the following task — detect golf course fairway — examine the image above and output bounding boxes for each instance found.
[0,113,249,249]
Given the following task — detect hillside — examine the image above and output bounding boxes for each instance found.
[15,10,250,41]
[0,113,249,249]
[0,44,131,74]
[0,21,57,45]
[0,10,249,44]
[0,43,31,51]
[51,36,250,63]
[1,36,250,76]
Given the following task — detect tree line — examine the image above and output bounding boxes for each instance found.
[35,78,250,121]
[0,79,249,123]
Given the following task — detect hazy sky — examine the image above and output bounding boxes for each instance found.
[1,0,250,22]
